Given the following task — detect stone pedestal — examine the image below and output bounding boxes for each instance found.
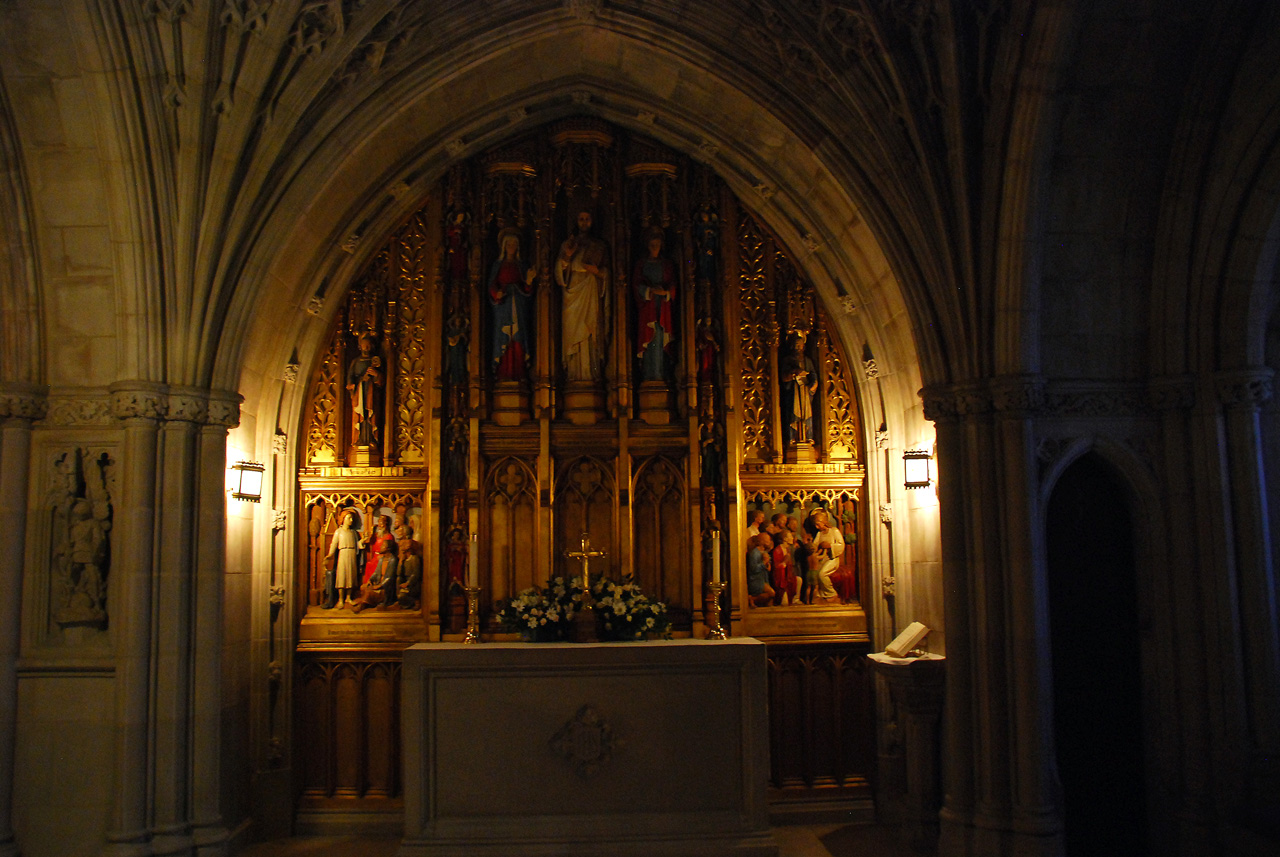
[490,381,529,426]
[401,640,777,857]
[870,653,945,852]
[562,382,605,426]
[637,380,672,425]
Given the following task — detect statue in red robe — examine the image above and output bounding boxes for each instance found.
[632,228,677,383]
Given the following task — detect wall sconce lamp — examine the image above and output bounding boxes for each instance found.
[230,461,265,502]
[903,449,933,489]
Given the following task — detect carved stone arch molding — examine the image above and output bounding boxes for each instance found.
[1036,434,1164,540]
[0,75,41,386]
[227,21,925,442]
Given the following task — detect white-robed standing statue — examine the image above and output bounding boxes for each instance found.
[556,209,610,382]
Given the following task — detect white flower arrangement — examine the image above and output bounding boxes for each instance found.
[498,575,671,641]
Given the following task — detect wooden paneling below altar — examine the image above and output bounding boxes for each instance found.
[292,640,875,828]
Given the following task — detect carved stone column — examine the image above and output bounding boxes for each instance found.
[150,390,205,856]
[192,394,239,855]
[0,384,46,857]
[924,377,1061,857]
[1217,368,1280,818]
[105,383,165,857]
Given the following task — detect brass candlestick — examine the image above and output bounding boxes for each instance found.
[462,585,481,644]
[705,581,728,639]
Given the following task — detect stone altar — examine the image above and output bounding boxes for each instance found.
[400,639,777,856]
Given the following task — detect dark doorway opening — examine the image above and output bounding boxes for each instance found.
[1046,453,1147,856]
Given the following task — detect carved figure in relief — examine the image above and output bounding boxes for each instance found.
[309,501,327,604]
[46,453,78,613]
[838,499,859,601]
[745,533,776,607]
[632,227,677,383]
[396,523,423,609]
[804,509,845,602]
[780,332,818,446]
[346,334,383,448]
[488,227,537,381]
[56,499,110,624]
[556,209,610,382]
[360,514,394,585]
[352,537,398,613]
[50,450,113,628]
[771,530,800,605]
[326,510,361,608]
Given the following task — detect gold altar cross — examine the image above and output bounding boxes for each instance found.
[565,531,606,588]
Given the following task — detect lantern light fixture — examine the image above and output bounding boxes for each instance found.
[903,449,933,489]
[230,460,265,502]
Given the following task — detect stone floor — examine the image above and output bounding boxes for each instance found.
[238,822,913,856]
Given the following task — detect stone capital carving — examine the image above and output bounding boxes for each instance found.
[206,394,242,428]
[110,383,167,422]
[1216,368,1274,409]
[1043,382,1145,419]
[919,385,959,424]
[990,375,1045,417]
[0,382,49,421]
[1147,375,1196,411]
[167,389,209,424]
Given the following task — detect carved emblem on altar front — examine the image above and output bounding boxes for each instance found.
[550,704,616,778]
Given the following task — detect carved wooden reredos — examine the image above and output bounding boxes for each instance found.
[298,118,866,636]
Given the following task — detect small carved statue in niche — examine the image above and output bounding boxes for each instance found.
[695,318,719,384]
[444,206,470,284]
[48,449,113,629]
[488,227,537,381]
[346,333,383,448]
[556,209,611,382]
[694,205,719,284]
[780,331,818,446]
[633,226,677,383]
[444,525,467,594]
